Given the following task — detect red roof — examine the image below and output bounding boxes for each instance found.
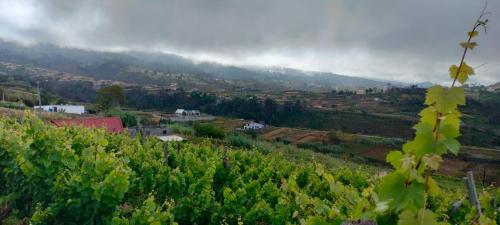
[51,117,124,133]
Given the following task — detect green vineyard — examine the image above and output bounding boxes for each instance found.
[0,114,497,224]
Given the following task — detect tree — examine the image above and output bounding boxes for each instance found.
[96,85,126,111]
[193,123,225,139]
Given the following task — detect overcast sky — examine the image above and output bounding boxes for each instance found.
[0,0,498,85]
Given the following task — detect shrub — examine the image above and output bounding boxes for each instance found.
[226,133,253,149]
[106,109,137,127]
[0,101,29,110]
[193,123,225,139]
[167,123,195,136]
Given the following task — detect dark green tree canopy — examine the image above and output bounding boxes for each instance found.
[96,85,126,111]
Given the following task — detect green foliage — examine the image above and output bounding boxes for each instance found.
[167,123,195,136]
[0,113,131,224]
[96,85,126,111]
[0,101,29,110]
[358,136,402,148]
[0,113,497,224]
[111,195,177,225]
[226,133,253,149]
[107,109,138,127]
[0,114,376,224]
[296,142,342,154]
[193,123,225,139]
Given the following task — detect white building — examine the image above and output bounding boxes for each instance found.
[175,109,201,117]
[34,105,85,115]
[156,135,185,142]
[243,121,265,130]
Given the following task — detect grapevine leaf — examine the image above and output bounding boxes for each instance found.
[403,123,434,156]
[386,151,403,169]
[425,85,465,112]
[304,216,330,225]
[439,112,461,139]
[422,154,442,170]
[378,172,425,212]
[441,138,460,155]
[419,107,437,127]
[448,87,466,106]
[426,177,441,195]
[468,31,478,37]
[478,215,496,225]
[398,209,439,225]
[460,42,477,49]
[401,155,416,171]
[449,63,475,84]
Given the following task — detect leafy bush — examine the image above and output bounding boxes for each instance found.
[0,101,28,110]
[106,109,138,127]
[193,123,225,139]
[167,123,195,136]
[121,112,138,127]
[226,133,252,149]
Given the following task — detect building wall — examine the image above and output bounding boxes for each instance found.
[34,105,85,114]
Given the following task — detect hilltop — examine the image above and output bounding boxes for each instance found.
[0,40,392,93]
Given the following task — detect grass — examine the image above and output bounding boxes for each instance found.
[0,101,29,110]
[167,123,195,136]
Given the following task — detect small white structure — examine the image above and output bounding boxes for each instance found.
[34,105,85,115]
[175,109,201,117]
[355,89,366,95]
[243,121,265,130]
[156,135,185,142]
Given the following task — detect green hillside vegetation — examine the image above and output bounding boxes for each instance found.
[0,114,497,225]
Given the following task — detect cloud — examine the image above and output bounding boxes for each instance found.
[0,0,498,84]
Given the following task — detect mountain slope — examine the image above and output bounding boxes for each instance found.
[0,40,390,92]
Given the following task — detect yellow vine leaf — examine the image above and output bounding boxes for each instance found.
[439,111,461,138]
[419,107,437,128]
[386,151,404,169]
[460,42,477,49]
[425,86,465,112]
[468,31,478,37]
[422,154,442,170]
[449,62,474,84]
[426,177,441,195]
[478,215,496,225]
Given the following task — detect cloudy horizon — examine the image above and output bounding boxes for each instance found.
[0,0,498,85]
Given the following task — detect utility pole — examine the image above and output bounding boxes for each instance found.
[37,81,42,107]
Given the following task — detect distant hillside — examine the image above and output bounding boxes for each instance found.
[488,82,500,92]
[0,40,391,92]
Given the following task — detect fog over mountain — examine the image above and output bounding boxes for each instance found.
[0,0,499,84]
[0,39,397,92]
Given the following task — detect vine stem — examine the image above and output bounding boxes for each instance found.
[452,5,488,87]
[451,23,480,87]
[417,11,487,209]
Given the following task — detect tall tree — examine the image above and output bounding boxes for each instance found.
[96,85,126,111]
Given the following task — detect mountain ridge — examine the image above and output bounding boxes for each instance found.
[0,39,399,92]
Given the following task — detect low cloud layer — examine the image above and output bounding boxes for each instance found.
[0,0,498,84]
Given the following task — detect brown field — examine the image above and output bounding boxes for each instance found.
[256,123,500,186]
[209,118,246,132]
[261,127,328,144]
